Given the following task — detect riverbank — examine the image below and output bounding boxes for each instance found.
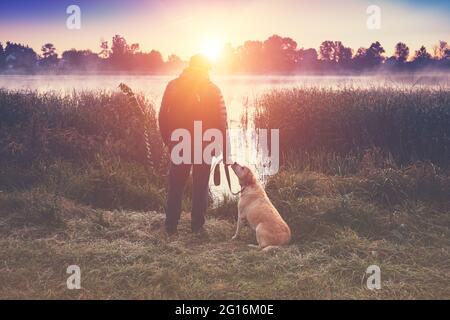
[0,88,449,299]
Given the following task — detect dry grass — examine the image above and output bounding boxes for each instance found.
[1,169,449,299]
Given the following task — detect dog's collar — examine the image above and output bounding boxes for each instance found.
[239,182,254,195]
[238,170,255,195]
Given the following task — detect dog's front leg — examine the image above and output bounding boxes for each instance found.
[231,215,243,240]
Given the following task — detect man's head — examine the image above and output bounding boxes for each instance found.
[189,54,212,72]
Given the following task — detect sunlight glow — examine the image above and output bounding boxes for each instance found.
[201,37,224,61]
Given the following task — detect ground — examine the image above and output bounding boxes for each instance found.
[1,193,448,299]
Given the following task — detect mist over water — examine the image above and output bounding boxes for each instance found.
[1,74,449,121]
[1,73,449,201]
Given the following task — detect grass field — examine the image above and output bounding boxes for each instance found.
[0,88,449,299]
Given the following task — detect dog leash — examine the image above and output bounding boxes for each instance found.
[225,164,243,196]
[213,160,243,196]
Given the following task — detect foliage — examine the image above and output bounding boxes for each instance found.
[1,36,449,74]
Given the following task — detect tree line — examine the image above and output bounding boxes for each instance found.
[218,35,449,73]
[0,35,184,74]
[0,34,449,74]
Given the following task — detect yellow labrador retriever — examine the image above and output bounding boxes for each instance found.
[230,163,291,251]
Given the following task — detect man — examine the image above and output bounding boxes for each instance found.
[158,54,229,235]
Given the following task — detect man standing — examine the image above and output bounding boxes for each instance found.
[158,54,229,235]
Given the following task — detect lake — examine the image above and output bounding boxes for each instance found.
[1,73,449,124]
[1,73,449,200]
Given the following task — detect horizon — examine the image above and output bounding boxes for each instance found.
[0,0,449,60]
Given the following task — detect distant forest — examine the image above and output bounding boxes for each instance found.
[0,34,449,74]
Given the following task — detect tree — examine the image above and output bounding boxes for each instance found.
[110,35,129,69]
[366,41,385,65]
[147,50,164,71]
[110,35,139,70]
[319,41,334,61]
[0,42,5,70]
[299,48,318,62]
[413,45,431,62]
[130,43,140,54]
[355,47,367,57]
[62,49,99,70]
[4,42,38,70]
[238,40,264,73]
[99,40,110,59]
[263,35,298,72]
[319,41,352,65]
[394,42,409,63]
[111,35,129,58]
[354,42,385,69]
[297,48,318,71]
[297,48,319,71]
[41,43,56,58]
[40,43,58,67]
[333,41,353,64]
[432,41,449,61]
[165,54,184,72]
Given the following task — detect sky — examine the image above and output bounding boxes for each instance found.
[0,0,449,59]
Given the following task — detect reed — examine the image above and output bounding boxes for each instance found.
[253,86,450,169]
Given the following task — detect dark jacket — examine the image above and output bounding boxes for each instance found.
[158,67,228,156]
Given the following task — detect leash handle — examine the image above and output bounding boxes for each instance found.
[224,163,242,196]
[213,162,221,186]
[211,157,241,196]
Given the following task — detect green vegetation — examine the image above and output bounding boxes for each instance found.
[0,88,449,299]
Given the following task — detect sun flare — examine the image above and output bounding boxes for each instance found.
[200,37,223,61]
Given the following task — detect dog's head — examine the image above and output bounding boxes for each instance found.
[231,162,257,187]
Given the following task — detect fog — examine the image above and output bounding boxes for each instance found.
[1,73,449,123]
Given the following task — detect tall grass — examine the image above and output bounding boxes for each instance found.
[0,89,167,211]
[254,87,450,170]
[0,89,166,168]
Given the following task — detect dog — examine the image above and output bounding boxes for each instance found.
[230,163,291,251]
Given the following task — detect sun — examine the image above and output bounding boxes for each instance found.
[201,37,224,62]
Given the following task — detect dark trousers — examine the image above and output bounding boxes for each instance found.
[165,163,211,232]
